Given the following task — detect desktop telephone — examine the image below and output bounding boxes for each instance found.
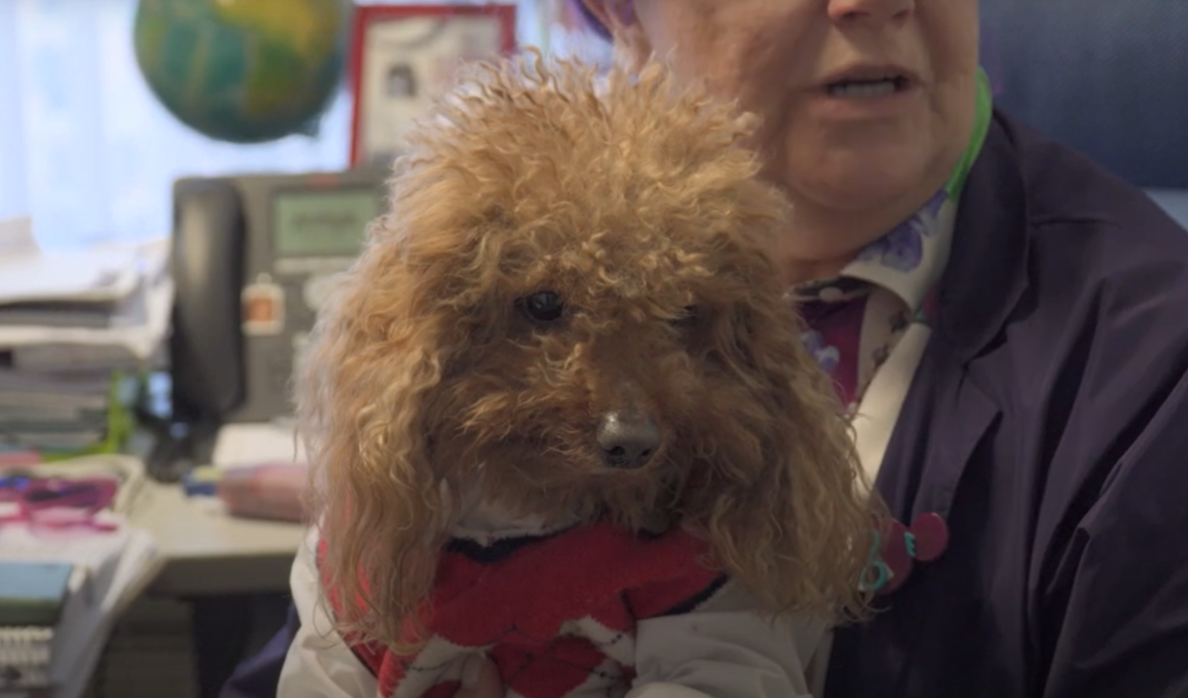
[169,169,387,428]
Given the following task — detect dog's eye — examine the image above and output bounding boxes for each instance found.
[672,305,699,329]
[517,291,565,324]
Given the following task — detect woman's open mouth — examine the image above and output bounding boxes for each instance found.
[826,74,912,99]
[809,65,921,120]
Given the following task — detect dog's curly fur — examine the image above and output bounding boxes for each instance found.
[298,51,876,654]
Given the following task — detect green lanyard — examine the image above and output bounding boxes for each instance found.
[943,67,994,201]
[912,68,994,326]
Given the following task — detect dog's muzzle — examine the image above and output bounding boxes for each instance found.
[596,410,661,469]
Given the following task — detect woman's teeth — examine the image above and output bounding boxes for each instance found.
[827,78,901,98]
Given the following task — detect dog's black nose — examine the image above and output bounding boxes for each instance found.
[596,411,661,469]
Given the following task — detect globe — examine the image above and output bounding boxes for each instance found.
[133,0,350,144]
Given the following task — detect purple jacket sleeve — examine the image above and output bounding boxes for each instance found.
[1032,225,1188,696]
[1041,366,1188,696]
[219,604,299,698]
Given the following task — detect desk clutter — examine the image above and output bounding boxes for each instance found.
[0,217,171,462]
[184,422,311,523]
[184,463,308,523]
[0,455,159,696]
[0,429,308,695]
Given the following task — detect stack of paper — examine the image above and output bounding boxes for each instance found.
[0,517,160,697]
[0,218,172,457]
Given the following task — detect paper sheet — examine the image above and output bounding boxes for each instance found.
[0,246,141,306]
[0,216,38,257]
[210,421,307,469]
[0,266,172,360]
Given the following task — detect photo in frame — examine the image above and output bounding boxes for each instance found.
[350,4,519,168]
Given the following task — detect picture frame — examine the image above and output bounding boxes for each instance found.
[349,4,519,168]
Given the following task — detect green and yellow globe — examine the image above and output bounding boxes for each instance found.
[133,0,350,144]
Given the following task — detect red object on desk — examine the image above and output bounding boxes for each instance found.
[217,463,309,523]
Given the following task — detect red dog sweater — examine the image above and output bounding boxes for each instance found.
[324,522,727,697]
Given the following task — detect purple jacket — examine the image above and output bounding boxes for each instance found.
[825,111,1188,696]
[222,111,1188,697]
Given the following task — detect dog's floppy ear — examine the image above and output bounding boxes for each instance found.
[296,227,465,652]
[686,245,877,623]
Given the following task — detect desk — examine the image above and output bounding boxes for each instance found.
[130,420,307,595]
[129,480,304,596]
[124,478,304,695]
[62,539,164,698]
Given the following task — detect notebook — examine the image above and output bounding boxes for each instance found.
[0,562,73,693]
[0,561,73,627]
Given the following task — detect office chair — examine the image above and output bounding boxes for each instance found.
[979,0,1188,225]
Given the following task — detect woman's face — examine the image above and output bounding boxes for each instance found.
[584,0,981,264]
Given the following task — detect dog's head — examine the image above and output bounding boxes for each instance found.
[301,52,874,650]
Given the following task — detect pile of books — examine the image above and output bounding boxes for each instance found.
[0,218,171,460]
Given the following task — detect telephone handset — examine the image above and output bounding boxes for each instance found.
[171,178,246,426]
[167,170,386,437]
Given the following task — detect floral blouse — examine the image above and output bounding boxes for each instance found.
[791,189,957,412]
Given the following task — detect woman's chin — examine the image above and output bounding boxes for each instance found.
[806,177,927,218]
[790,149,946,221]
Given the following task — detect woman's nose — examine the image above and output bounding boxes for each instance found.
[827,0,914,25]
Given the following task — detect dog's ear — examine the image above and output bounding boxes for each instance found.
[686,248,877,623]
[295,234,465,653]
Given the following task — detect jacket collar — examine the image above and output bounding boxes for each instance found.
[937,110,1031,362]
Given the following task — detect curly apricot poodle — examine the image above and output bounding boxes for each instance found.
[295,50,876,697]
